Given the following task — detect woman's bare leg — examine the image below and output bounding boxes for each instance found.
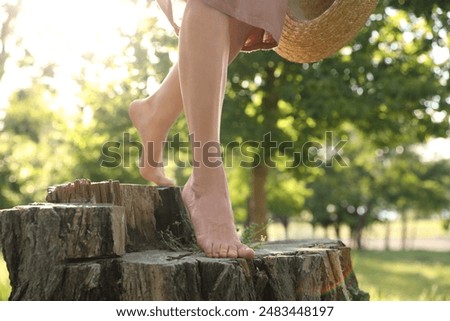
[129,64,182,186]
[179,0,255,259]
[129,16,253,186]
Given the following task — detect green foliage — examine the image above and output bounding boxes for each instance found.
[267,171,310,223]
[0,12,187,208]
[0,83,75,208]
[443,218,450,231]
[0,1,448,248]
[74,17,182,184]
[2,85,58,142]
[240,220,271,245]
[222,1,450,239]
[226,163,251,223]
[0,0,448,303]
[384,0,450,19]
[379,151,450,215]
[302,125,450,247]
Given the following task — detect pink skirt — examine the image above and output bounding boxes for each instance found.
[157,0,289,51]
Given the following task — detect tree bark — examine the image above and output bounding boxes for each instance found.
[0,204,125,300]
[45,179,196,252]
[1,180,368,301]
[353,212,369,250]
[249,163,269,240]
[334,223,341,240]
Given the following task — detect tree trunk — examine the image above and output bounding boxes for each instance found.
[410,219,418,250]
[45,179,196,252]
[334,223,341,240]
[350,228,361,250]
[384,220,391,251]
[282,217,289,240]
[353,212,369,250]
[401,211,408,251]
[0,180,368,301]
[249,163,269,240]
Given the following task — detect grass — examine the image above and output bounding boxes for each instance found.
[0,253,11,301]
[352,250,450,300]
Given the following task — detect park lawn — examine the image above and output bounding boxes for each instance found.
[0,253,11,301]
[352,250,450,300]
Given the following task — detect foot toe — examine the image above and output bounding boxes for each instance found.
[238,245,255,259]
[227,245,238,258]
[212,243,221,258]
[218,244,229,258]
[198,239,214,258]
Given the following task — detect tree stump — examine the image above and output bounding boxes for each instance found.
[0,180,369,301]
[45,179,196,252]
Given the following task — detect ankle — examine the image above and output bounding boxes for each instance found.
[191,140,223,168]
[190,166,228,193]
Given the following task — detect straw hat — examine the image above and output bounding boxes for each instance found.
[276,0,378,63]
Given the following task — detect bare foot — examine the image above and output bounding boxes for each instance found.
[181,169,255,259]
[129,97,175,186]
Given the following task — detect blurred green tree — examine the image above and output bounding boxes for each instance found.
[75,16,182,183]
[221,0,449,241]
[379,150,450,249]
[0,82,74,208]
[2,0,449,249]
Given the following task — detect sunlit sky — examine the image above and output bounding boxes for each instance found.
[0,0,177,109]
[0,0,449,159]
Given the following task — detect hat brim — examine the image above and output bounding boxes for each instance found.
[275,0,378,63]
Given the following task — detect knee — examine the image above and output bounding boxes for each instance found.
[181,0,230,42]
[184,0,209,18]
[183,0,226,25]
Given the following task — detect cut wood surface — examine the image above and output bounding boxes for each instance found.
[46,179,196,252]
[0,180,368,301]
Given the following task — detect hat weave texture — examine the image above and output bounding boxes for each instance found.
[276,0,378,63]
